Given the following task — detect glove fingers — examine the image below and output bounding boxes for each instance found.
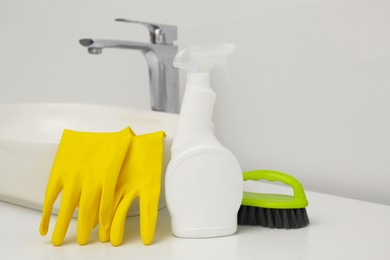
[77,186,102,245]
[113,187,126,216]
[92,205,100,229]
[98,131,132,242]
[98,186,116,243]
[139,191,160,245]
[110,191,137,246]
[51,186,80,246]
[39,174,62,236]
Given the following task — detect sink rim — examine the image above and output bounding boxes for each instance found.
[0,102,178,145]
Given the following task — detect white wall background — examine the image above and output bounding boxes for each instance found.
[1,0,389,205]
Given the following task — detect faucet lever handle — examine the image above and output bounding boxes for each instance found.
[115,18,177,45]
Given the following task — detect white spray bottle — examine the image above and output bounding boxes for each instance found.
[165,43,243,238]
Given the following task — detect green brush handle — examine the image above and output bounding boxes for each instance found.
[243,170,308,208]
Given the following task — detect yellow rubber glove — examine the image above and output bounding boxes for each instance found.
[39,127,133,246]
[110,131,165,246]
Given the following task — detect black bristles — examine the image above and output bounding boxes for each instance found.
[289,209,298,228]
[237,206,309,229]
[247,206,258,226]
[274,209,283,228]
[266,208,274,228]
[282,210,290,229]
[237,205,247,225]
[296,208,304,228]
[257,208,268,227]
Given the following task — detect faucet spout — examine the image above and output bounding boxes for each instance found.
[79,20,180,114]
[79,39,103,54]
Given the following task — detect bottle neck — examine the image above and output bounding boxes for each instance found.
[172,73,216,150]
[185,73,211,88]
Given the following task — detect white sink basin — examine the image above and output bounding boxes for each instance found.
[0,103,178,216]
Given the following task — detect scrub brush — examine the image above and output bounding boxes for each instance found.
[238,170,309,229]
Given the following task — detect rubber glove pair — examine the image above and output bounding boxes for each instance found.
[39,127,165,246]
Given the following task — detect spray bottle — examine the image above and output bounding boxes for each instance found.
[165,43,243,238]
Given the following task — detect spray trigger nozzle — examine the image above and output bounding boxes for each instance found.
[174,43,236,74]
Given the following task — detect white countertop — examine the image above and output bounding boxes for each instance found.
[1,188,390,260]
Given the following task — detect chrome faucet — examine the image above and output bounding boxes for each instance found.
[79,19,179,113]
